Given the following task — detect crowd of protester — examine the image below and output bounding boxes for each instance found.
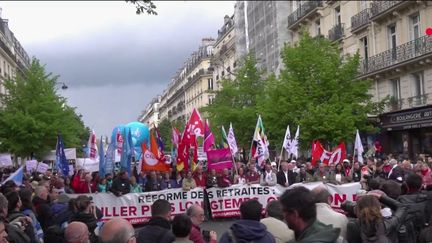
[0,151,430,242]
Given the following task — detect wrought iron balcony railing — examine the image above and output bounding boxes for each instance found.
[370,1,403,20]
[328,23,344,42]
[408,94,428,108]
[360,35,432,75]
[351,8,370,32]
[388,98,404,112]
[288,0,323,29]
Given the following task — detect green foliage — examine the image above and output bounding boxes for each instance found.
[201,54,265,148]
[126,0,157,15]
[0,58,89,160]
[259,32,384,149]
[157,118,172,151]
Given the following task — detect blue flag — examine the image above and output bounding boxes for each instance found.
[3,166,24,186]
[120,127,133,175]
[98,136,106,178]
[105,142,115,176]
[56,134,69,177]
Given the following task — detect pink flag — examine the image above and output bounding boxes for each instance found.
[204,120,215,152]
[206,148,233,172]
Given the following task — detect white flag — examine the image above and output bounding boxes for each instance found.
[290,126,300,159]
[87,130,98,160]
[227,123,238,155]
[282,125,291,155]
[354,129,364,163]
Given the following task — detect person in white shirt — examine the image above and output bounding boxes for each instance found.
[260,163,277,186]
[312,186,348,243]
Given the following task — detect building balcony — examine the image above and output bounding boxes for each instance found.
[328,23,344,42]
[359,35,432,77]
[407,94,428,108]
[387,98,404,112]
[351,8,370,33]
[288,0,323,30]
[370,1,414,22]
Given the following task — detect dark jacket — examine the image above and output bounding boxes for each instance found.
[6,223,30,243]
[219,219,275,243]
[137,217,175,243]
[7,211,36,243]
[291,220,340,243]
[346,195,408,243]
[145,178,161,192]
[70,212,98,243]
[397,192,431,243]
[276,170,297,186]
[32,196,53,231]
[110,177,131,196]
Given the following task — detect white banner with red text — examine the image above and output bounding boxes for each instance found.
[206,182,361,218]
[68,187,205,224]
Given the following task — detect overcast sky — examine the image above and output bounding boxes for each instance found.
[1,1,234,137]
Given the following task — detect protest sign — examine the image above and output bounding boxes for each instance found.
[36,163,50,174]
[206,182,361,218]
[25,160,38,172]
[0,154,13,167]
[68,187,205,224]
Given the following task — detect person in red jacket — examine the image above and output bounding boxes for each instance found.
[193,165,207,188]
[77,173,96,193]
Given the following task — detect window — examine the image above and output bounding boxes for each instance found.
[208,78,213,90]
[410,13,420,41]
[361,36,368,60]
[335,6,341,25]
[227,66,231,73]
[216,75,219,80]
[315,19,321,36]
[359,0,368,11]
[233,61,237,68]
[411,71,424,97]
[391,78,401,100]
[388,24,397,60]
[221,71,225,77]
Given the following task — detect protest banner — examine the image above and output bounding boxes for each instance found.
[76,158,99,172]
[206,182,361,218]
[43,148,77,161]
[69,187,205,224]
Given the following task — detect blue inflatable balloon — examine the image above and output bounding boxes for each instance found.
[126,122,150,160]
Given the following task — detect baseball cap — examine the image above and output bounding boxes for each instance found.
[271,162,277,167]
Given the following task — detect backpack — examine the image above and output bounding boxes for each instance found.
[360,222,391,243]
[398,194,429,241]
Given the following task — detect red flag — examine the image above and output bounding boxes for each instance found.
[176,141,189,172]
[185,108,204,138]
[171,127,180,148]
[311,141,346,167]
[203,120,215,152]
[190,134,199,171]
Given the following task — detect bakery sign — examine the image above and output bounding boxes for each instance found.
[381,107,432,130]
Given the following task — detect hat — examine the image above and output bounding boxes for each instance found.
[271,162,277,167]
[343,159,350,163]
[290,160,296,163]
[58,194,70,204]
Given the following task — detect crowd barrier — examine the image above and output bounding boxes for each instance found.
[68,182,361,225]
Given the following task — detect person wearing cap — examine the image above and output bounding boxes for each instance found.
[270,162,277,173]
[111,171,131,196]
[342,159,351,177]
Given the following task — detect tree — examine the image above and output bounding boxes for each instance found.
[260,32,384,150]
[0,58,89,160]
[126,0,157,15]
[157,118,172,151]
[201,54,265,148]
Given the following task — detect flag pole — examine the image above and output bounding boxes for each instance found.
[277,145,284,171]
[248,114,260,165]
